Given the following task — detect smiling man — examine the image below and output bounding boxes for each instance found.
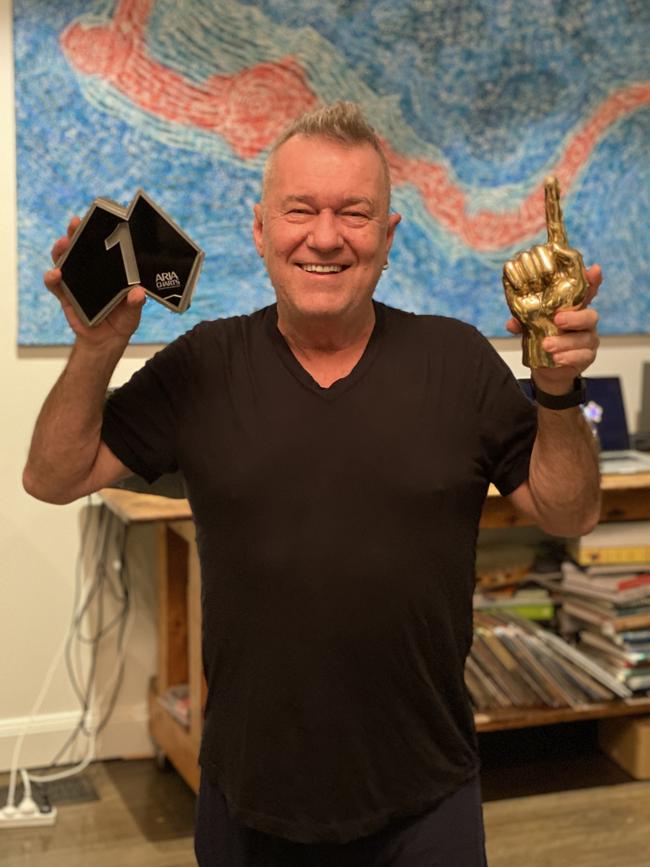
[253,117,400,387]
[25,102,601,867]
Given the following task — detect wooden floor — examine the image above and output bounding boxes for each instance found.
[0,760,196,867]
[1,727,649,866]
[485,782,650,867]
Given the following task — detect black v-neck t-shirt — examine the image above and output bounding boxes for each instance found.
[102,302,536,843]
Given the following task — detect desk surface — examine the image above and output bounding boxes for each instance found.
[99,488,192,523]
[99,471,650,524]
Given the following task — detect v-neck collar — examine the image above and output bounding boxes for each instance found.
[264,301,385,400]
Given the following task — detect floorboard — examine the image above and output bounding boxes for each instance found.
[0,728,648,867]
[0,761,196,867]
[484,782,650,867]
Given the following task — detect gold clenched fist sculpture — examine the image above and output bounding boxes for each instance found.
[503,177,588,368]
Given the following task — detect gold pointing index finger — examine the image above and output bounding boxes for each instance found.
[544,175,568,247]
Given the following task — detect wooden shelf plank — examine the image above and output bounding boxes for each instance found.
[475,697,650,732]
[99,488,192,523]
[600,471,650,491]
[482,471,650,528]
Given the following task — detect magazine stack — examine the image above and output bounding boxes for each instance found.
[559,521,650,695]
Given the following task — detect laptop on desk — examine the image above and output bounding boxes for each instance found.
[518,376,650,475]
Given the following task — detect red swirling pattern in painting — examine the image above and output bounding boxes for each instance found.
[61,0,650,250]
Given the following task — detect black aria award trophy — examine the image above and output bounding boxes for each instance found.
[57,189,204,327]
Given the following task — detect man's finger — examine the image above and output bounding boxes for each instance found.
[67,216,81,238]
[50,236,70,266]
[125,285,146,307]
[584,263,602,305]
[544,176,569,247]
[50,217,81,265]
[43,268,67,305]
[553,307,600,333]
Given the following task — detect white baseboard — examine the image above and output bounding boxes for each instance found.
[0,703,153,772]
[94,702,155,761]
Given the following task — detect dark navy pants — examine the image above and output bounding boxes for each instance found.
[194,772,488,866]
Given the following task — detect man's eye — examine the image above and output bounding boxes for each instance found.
[341,212,369,222]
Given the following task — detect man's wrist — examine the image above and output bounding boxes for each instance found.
[72,334,129,363]
[530,376,586,409]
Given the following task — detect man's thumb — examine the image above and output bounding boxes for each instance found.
[126,285,146,308]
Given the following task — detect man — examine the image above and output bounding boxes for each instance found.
[24,102,601,866]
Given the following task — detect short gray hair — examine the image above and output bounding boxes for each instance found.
[262,101,391,203]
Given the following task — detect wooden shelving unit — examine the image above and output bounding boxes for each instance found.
[99,471,650,793]
[475,697,650,733]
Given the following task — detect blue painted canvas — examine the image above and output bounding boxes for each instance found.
[14,0,650,344]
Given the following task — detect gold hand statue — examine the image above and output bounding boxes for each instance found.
[502,177,589,368]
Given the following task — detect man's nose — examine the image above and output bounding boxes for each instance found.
[307,210,343,251]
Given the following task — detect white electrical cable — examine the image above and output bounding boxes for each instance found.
[4,503,102,806]
[26,736,96,785]
[27,507,133,785]
[19,769,31,803]
[5,502,134,807]
[4,580,89,809]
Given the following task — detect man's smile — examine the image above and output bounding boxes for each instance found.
[297,263,350,273]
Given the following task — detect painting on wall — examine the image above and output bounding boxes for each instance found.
[14,0,650,345]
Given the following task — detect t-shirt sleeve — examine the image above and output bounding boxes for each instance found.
[470,328,537,496]
[101,327,199,483]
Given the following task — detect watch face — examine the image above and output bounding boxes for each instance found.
[60,204,132,323]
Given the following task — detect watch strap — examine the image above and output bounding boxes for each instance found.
[530,376,586,410]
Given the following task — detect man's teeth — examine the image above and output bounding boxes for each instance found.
[300,264,343,273]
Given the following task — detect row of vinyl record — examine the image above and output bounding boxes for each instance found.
[466,611,633,713]
[468,521,650,710]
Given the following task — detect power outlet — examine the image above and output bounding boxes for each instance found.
[0,802,57,829]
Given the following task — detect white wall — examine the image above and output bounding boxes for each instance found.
[1,2,649,772]
[0,3,159,770]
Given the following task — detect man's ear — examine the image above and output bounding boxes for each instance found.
[385,212,401,255]
[252,203,264,257]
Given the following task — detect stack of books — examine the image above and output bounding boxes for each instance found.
[473,537,562,624]
[157,683,190,727]
[560,521,650,694]
[473,587,555,622]
[465,611,631,713]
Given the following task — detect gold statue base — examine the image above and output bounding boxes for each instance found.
[521,331,557,368]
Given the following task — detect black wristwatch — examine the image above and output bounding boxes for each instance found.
[530,376,586,410]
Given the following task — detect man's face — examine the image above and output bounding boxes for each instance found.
[253,134,400,325]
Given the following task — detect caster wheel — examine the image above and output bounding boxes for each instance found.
[154,745,172,772]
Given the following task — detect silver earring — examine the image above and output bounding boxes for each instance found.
[382,262,389,271]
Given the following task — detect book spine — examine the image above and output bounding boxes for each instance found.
[609,612,650,633]
[618,574,650,590]
[570,545,650,566]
